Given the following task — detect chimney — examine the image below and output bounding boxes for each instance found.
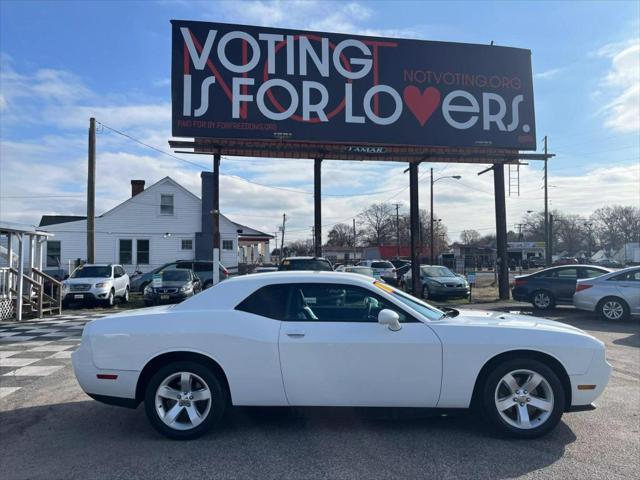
[131,180,145,197]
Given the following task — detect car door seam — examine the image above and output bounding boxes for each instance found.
[276,321,291,405]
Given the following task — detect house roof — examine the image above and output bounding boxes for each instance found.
[38,175,273,239]
[39,215,86,227]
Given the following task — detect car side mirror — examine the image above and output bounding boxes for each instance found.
[378,309,401,331]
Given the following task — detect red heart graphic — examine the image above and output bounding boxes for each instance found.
[403,86,441,126]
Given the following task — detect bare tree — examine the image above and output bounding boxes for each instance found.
[460,229,481,245]
[359,203,394,246]
[287,239,314,256]
[591,205,640,251]
[326,223,357,247]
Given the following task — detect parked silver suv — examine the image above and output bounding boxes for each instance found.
[62,264,130,308]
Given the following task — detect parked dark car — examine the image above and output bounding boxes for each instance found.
[512,265,612,309]
[278,256,333,271]
[130,260,228,293]
[143,269,201,306]
[552,257,579,266]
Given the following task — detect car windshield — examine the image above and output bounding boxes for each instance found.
[161,270,190,282]
[279,259,333,271]
[380,285,444,321]
[421,266,454,277]
[71,266,111,278]
[345,267,375,277]
[372,261,394,269]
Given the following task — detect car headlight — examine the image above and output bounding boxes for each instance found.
[62,283,69,292]
[180,284,192,293]
[425,278,442,286]
[144,285,153,294]
[95,282,109,288]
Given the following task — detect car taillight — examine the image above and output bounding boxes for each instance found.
[514,278,527,287]
[576,284,592,292]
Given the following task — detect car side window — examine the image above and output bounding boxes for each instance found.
[557,268,577,279]
[285,283,414,323]
[235,285,290,320]
[610,270,640,282]
[581,268,606,279]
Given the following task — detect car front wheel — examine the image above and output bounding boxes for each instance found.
[482,358,564,438]
[122,287,129,303]
[104,290,115,308]
[144,361,227,440]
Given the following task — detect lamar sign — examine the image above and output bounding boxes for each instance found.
[171,20,537,149]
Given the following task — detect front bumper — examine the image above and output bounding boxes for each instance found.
[569,348,612,409]
[429,285,470,298]
[63,289,110,303]
[144,291,191,304]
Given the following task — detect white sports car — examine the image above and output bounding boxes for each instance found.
[72,271,611,440]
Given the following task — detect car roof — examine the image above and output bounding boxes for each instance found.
[282,256,330,261]
[175,271,379,311]
[80,263,113,267]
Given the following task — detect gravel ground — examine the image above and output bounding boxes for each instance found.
[0,305,638,480]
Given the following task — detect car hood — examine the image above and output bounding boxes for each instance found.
[427,276,466,284]
[441,309,587,335]
[152,281,190,288]
[64,277,110,285]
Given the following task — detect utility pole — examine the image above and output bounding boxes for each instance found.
[430,167,435,265]
[273,231,279,263]
[494,163,509,300]
[409,162,421,297]
[393,203,401,258]
[313,158,322,258]
[544,136,550,267]
[352,218,357,264]
[212,153,221,285]
[549,213,554,263]
[280,213,287,260]
[87,117,96,264]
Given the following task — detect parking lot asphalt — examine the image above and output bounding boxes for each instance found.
[0,306,638,480]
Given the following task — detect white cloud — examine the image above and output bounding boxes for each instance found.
[535,67,564,80]
[598,40,640,133]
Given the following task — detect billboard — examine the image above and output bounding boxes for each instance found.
[171,20,536,150]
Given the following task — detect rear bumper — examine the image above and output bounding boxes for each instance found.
[573,296,597,312]
[71,338,139,406]
[511,288,529,302]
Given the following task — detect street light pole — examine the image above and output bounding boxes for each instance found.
[430,171,462,265]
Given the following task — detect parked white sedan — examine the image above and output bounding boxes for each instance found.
[73,271,611,440]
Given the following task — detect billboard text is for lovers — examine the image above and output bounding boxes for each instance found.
[171,20,536,149]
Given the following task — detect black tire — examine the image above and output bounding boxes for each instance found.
[203,280,213,290]
[531,290,555,310]
[481,358,565,439]
[422,285,430,300]
[121,287,129,304]
[104,289,115,308]
[144,361,227,440]
[598,296,630,321]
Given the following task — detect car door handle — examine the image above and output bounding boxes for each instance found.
[285,330,306,338]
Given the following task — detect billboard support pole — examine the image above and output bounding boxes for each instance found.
[409,161,421,297]
[87,117,96,264]
[212,152,221,285]
[314,158,322,258]
[494,162,510,300]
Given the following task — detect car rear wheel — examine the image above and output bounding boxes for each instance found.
[531,290,554,310]
[598,297,630,321]
[482,358,564,438]
[144,361,226,440]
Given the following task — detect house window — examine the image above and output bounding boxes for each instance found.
[119,239,133,264]
[46,241,61,267]
[160,194,174,215]
[137,239,149,265]
[181,239,193,250]
[222,240,234,250]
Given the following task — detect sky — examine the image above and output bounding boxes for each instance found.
[0,0,639,244]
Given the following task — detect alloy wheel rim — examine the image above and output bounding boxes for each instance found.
[603,301,623,319]
[534,293,550,308]
[494,369,554,430]
[155,371,212,431]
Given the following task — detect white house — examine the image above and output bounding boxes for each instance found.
[39,174,272,274]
